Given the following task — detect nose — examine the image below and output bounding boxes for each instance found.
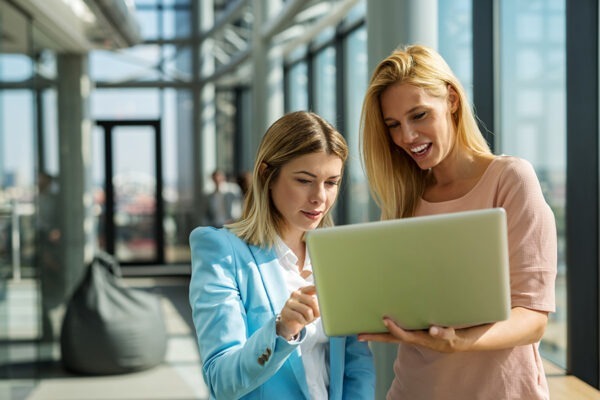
[310,183,327,204]
[401,125,418,143]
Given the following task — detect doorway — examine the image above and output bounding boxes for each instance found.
[94,120,165,265]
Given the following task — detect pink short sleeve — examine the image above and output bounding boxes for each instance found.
[495,158,557,312]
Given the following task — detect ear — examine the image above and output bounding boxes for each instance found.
[259,162,268,175]
[447,85,459,114]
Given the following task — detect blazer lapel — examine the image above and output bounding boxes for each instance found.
[247,244,289,314]
[248,243,311,399]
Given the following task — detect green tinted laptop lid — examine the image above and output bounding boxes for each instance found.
[305,208,511,336]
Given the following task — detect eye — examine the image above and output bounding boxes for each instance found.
[413,112,426,120]
[296,178,311,184]
[386,121,400,129]
[325,180,340,187]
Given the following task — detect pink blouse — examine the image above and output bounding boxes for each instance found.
[387,156,557,400]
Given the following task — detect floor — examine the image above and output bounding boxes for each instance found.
[1,276,599,400]
[0,277,208,400]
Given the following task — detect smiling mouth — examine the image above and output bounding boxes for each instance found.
[410,143,431,156]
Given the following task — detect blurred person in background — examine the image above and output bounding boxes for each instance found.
[203,169,242,228]
[37,172,63,341]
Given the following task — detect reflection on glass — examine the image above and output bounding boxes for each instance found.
[92,88,161,119]
[343,26,370,223]
[0,55,32,81]
[163,6,192,38]
[313,45,338,222]
[313,46,337,126]
[439,0,473,99]
[2,91,36,276]
[500,0,566,367]
[286,61,308,112]
[136,9,159,40]
[90,47,162,83]
[163,89,191,263]
[113,127,157,262]
[92,126,106,252]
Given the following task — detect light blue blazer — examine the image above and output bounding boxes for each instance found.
[189,226,375,400]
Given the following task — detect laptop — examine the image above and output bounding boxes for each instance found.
[305,208,511,336]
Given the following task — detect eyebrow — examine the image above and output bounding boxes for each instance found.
[293,170,341,179]
[383,106,424,122]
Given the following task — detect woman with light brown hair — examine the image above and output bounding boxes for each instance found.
[189,111,375,399]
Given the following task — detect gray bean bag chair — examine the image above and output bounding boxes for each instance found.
[60,251,167,375]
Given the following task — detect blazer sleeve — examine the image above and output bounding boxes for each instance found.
[342,335,375,399]
[188,227,300,399]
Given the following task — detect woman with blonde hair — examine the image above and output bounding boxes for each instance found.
[189,110,375,399]
[358,45,556,399]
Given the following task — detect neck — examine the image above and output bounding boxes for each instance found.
[430,148,480,186]
[280,230,306,268]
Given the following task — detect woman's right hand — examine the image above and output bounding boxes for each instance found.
[276,285,320,340]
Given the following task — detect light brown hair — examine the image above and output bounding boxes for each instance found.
[227,111,348,247]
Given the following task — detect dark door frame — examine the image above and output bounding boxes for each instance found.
[95,119,165,265]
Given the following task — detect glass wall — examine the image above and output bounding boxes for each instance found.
[439,0,473,99]
[499,0,567,367]
[343,25,369,223]
[285,60,308,112]
[89,0,194,265]
[0,1,51,386]
[312,44,337,127]
[0,4,5,387]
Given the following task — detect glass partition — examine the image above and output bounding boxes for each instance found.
[312,45,337,126]
[499,0,567,367]
[343,25,369,224]
[0,6,5,390]
[285,61,308,112]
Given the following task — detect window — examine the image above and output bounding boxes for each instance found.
[312,45,337,126]
[343,25,369,223]
[499,0,566,367]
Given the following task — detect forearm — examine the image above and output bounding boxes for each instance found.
[461,307,548,351]
[201,316,299,399]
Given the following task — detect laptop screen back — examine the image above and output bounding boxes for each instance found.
[305,208,511,336]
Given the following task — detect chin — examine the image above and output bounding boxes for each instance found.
[306,221,322,231]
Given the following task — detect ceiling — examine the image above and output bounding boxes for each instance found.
[0,0,141,54]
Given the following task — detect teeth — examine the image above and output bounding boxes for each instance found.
[411,144,429,153]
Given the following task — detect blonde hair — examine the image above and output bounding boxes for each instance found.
[227,111,348,247]
[360,44,491,219]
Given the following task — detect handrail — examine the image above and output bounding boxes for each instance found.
[0,201,35,282]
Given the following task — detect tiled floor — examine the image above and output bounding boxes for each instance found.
[0,277,209,400]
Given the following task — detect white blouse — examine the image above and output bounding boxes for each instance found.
[273,237,330,400]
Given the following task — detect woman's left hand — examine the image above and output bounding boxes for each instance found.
[359,308,546,353]
[358,318,476,353]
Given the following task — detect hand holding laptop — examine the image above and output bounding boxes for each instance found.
[306,208,511,337]
[358,316,490,353]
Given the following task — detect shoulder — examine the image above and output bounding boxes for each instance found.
[189,226,246,250]
[492,155,534,173]
[490,156,551,212]
[491,155,540,186]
